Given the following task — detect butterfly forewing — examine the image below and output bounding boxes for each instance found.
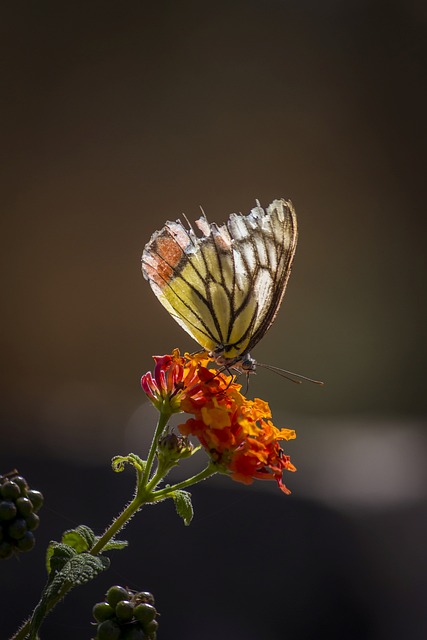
[141,224,221,352]
[141,198,298,363]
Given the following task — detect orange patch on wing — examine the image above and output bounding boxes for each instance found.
[145,232,185,290]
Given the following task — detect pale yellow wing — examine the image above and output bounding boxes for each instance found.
[141,199,297,359]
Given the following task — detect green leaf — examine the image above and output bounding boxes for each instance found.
[60,552,110,586]
[62,524,96,552]
[29,553,110,638]
[112,453,146,473]
[46,542,76,575]
[100,538,128,551]
[172,490,194,526]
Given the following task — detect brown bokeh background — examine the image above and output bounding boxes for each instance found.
[1,2,426,638]
[2,1,427,438]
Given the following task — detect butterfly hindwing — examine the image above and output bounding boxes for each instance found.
[142,198,298,362]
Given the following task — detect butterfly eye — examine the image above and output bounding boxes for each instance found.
[240,356,256,374]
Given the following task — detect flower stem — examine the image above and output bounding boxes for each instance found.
[141,407,171,487]
[89,493,144,556]
[10,619,30,640]
[10,408,214,639]
[151,464,218,499]
[86,428,171,558]
[10,581,74,640]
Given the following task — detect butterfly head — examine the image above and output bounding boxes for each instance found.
[211,348,257,375]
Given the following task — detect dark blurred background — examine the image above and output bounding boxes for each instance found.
[1,1,426,638]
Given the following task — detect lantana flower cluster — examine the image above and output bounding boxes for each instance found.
[141,350,296,494]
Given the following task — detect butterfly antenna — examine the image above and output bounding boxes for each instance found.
[256,362,324,385]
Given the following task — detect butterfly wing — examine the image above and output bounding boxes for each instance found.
[141,198,298,360]
[228,198,298,357]
[141,216,230,354]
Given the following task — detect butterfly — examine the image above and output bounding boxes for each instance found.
[142,198,321,383]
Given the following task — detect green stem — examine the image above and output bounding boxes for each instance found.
[90,493,144,556]
[141,407,171,486]
[151,464,218,499]
[10,582,73,640]
[145,466,167,493]
[11,407,215,639]
[10,464,217,640]
[10,618,30,640]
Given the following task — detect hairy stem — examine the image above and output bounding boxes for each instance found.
[152,464,217,499]
[141,407,171,486]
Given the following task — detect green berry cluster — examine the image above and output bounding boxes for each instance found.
[93,585,159,640]
[0,470,44,560]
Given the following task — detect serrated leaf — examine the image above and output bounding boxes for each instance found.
[100,538,128,551]
[46,542,77,575]
[46,541,56,573]
[172,490,194,526]
[62,524,96,552]
[29,553,110,638]
[58,552,110,585]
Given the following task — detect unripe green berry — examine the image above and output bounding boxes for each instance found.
[96,619,121,640]
[26,490,44,512]
[134,602,156,624]
[8,518,28,540]
[16,531,35,552]
[16,497,33,517]
[1,481,21,499]
[106,585,130,608]
[25,512,40,531]
[145,619,159,635]
[115,599,134,622]
[0,500,17,521]
[144,619,159,636]
[11,476,28,493]
[93,602,115,622]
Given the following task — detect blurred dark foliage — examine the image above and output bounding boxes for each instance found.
[2,455,427,639]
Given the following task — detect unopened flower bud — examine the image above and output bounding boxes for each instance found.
[158,433,194,462]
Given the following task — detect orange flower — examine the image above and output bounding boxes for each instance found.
[141,351,296,493]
